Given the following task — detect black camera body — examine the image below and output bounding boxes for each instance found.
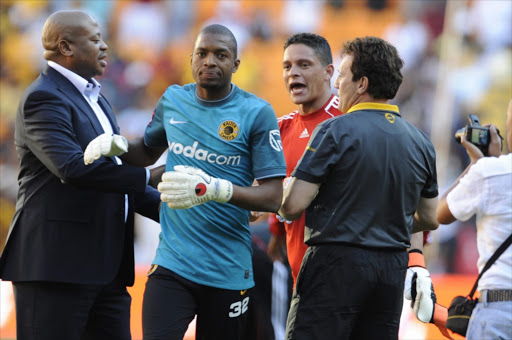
[455,114,491,155]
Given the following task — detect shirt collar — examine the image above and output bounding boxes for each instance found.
[48,61,101,102]
[194,83,237,107]
[346,102,400,115]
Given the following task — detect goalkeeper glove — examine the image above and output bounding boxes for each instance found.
[276,214,291,224]
[405,250,435,323]
[406,250,453,340]
[84,133,128,165]
[276,177,292,223]
[158,165,233,209]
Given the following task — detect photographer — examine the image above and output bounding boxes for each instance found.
[436,99,512,340]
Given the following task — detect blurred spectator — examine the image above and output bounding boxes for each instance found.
[449,0,512,125]
[163,0,196,43]
[117,88,155,139]
[280,0,324,36]
[4,2,48,83]
[383,2,430,73]
[204,0,251,55]
[51,0,115,39]
[328,0,344,10]
[454,0,512,55]
[111,0,171,62]
[249,8,274,42]
[384,1,444,135]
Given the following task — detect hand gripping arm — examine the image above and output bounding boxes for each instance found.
[158,165,233,209]
[84,133,128,165]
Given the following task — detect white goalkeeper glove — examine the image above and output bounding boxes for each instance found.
[84,133,128,165]
[405,251,453,339]
[276,214,291,224]
[158,165,233,209]
[406,266,436,322]
[405,251,436,323]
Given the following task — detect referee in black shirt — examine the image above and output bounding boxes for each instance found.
[279,36,440,340]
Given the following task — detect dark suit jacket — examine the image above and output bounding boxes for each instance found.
[0,65,160,286]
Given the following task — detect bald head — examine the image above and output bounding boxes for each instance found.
[42,10,96,61]
[41,10,108,79]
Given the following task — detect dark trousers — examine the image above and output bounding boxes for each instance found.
[13,278,131,340]
[285,244,408,340]
[142,265,250,340]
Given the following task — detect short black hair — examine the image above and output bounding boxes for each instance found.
[199,24,238,59]
[284,33,333,66]
[341,36,404,100]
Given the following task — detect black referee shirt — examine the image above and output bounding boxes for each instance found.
[292,102,438,249]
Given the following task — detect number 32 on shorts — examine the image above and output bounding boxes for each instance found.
[229,296,249,318]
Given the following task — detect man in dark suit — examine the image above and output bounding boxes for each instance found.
[0,10,161,340]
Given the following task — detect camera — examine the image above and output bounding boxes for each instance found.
[455,114,492,155]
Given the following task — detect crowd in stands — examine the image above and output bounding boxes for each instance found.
[1,0,511,275]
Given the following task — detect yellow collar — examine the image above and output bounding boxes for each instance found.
[346,102,399,114]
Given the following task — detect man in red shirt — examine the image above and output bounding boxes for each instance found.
[268,33,342,285]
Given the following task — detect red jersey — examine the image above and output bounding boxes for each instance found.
[269,95,341,283]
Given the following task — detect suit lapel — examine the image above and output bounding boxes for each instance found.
[44,66,105,136]
[44,66,121,166]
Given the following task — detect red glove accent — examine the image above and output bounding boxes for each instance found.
[433,303,454,340]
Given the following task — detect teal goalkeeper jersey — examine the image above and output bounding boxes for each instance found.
[144,83,286,290]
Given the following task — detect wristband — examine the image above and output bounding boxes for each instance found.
[408,250,426,268]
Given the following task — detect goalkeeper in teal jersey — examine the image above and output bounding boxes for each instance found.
[84,24,286,339]
[145,79,286,291]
